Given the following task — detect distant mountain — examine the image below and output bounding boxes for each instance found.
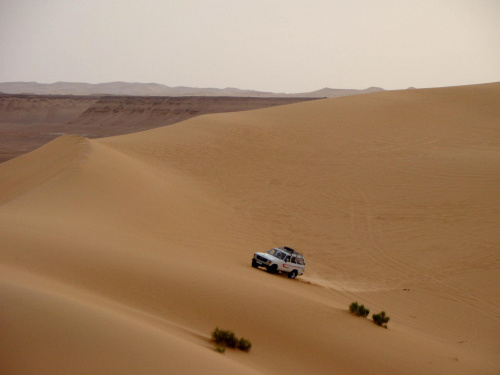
[0,81,384,98]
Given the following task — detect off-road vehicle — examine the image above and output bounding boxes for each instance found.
[251,246,305,279]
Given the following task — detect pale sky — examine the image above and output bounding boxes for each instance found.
[1,0,499,93]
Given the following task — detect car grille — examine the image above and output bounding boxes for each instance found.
[256,255,268,262]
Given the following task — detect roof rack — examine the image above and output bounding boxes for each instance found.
[279,246,301,256]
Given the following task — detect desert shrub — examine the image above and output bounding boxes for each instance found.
[215,344,226,353]
[212,327,238,348]
[349,301,359,313]
[212,326,226,343]
[372,311,390,328]
[237,337,252,352]
[212,327,251,352]
[349,302,370,317]
[357,305,370,317]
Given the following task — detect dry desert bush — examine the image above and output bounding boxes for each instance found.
[212,327,252,353]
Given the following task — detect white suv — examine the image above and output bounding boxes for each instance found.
[252,246,305,279]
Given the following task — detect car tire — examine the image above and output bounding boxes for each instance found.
[267,264,278,274]
[251,260,259,268]
[288,270,298,279]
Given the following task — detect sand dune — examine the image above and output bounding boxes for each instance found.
[1,83,499,374]
[0,94,316,163]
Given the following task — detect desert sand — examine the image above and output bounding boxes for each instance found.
[0,83,499,374]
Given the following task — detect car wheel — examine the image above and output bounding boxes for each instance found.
[251,260,259,268]
[267,264,278,274]
[288,270,298,279]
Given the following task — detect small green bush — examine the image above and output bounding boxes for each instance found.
[357,305,370,317]
[349,301,359,313]
[349,302,370,317]
[211,327,251,352]
[215,344,226,353]
[237,337,252,352]
[372,311,390,328]
[212,327,238,348]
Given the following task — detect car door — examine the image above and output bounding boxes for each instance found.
[281,254,298,273]
[274,251,286,271]
[285,256,301,274]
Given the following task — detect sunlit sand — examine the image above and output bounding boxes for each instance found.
[1,83,499,374]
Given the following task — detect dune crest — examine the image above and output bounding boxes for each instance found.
[1,83,499,374]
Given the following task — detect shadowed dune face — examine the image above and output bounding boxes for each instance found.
[0,95,98,163]
[1,83,499,375]
[0,95,317,163]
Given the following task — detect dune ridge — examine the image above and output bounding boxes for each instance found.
[0,94,317,163]
[1,83,499,374]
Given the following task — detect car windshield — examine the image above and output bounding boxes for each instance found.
[267,249,285,259]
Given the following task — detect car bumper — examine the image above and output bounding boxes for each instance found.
[252,256,270,267]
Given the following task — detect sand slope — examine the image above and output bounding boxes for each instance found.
[1,83,499,374]
[0,95,316,163]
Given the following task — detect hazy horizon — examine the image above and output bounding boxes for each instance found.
[1,0,499,93]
